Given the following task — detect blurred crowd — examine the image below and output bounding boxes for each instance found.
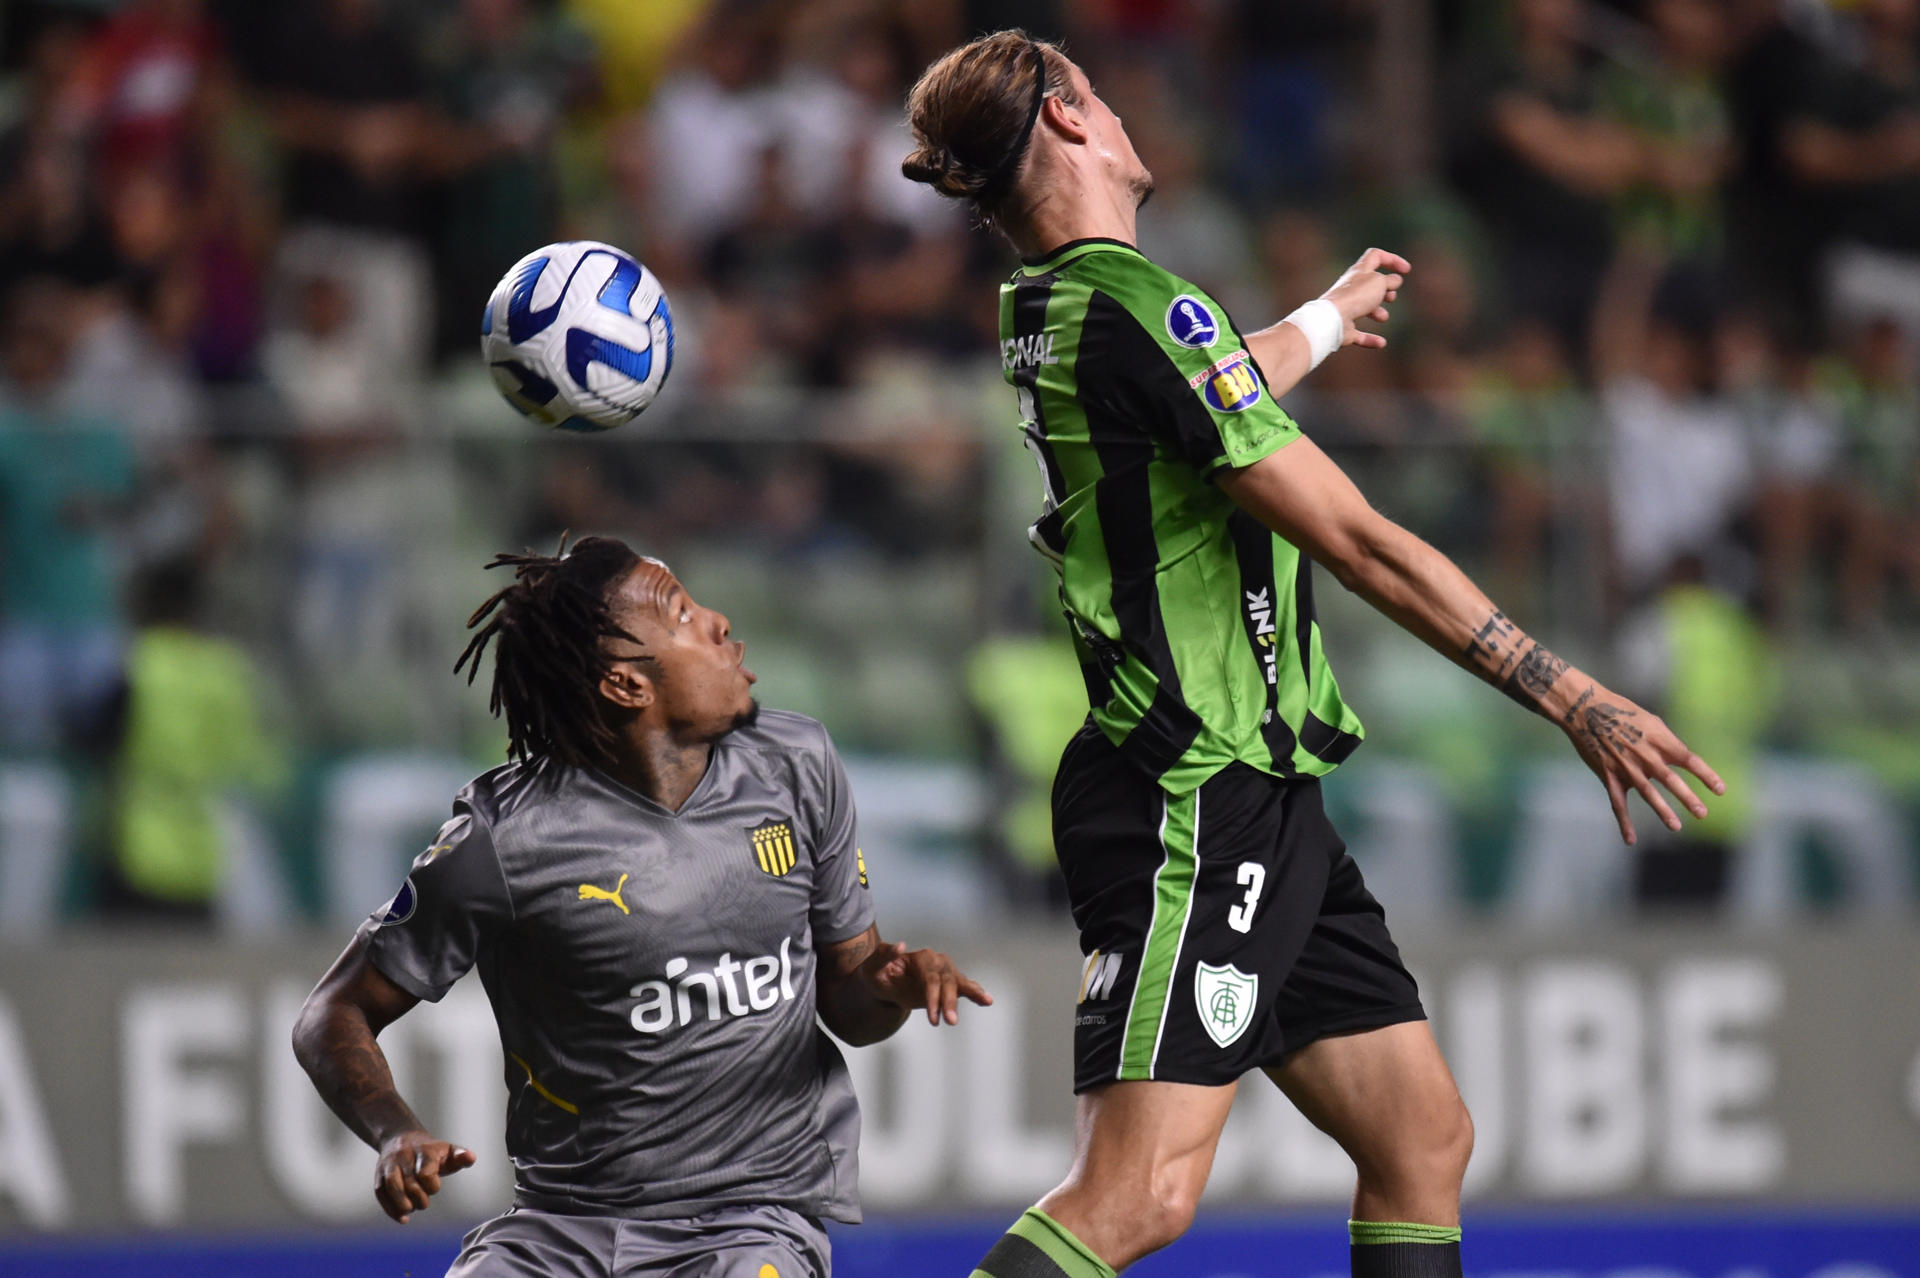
[0,0,1915,920]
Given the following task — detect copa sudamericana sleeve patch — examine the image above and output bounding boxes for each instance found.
[1082,279,1303,476]
[362,802,512,1003]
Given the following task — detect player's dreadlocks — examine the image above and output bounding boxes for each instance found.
[455,536,650,772]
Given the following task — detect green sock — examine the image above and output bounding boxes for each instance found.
[970,1208,1118,1278]
[1349,1219,1463,1278]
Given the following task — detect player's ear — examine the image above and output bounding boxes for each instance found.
[600,663,653,712]
[1041,93,1089,145]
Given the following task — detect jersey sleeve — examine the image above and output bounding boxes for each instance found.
[1087,284,1303,476]
[361,798,513,1002]
[806,727,876,946]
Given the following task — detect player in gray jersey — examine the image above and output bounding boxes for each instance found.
[293,536,991,1277]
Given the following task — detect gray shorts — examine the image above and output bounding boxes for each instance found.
[447,1203,833,1278]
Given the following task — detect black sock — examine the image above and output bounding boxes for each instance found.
[971,1209,1117,1278]
[1349,1219,1463,1278]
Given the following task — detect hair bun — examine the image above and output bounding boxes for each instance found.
[901,144,955,186]
[901,144,992,200]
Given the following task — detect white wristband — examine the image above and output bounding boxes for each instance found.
[1282,298,1344,371]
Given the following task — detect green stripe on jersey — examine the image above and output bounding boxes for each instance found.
[999,238,1363,793]
[1119,790,1199,1079]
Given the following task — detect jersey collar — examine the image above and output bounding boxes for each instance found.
[587,747,722,819]
[1019,237,1142,275]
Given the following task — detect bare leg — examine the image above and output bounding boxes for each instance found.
[1265,1020,1472,1225]
[1034,1079,1239,1271]
[982,1025,1468,1276]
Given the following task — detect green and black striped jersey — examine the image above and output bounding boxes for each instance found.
[999,238,1363,794]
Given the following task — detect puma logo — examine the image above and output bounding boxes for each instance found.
[578,873,629,915]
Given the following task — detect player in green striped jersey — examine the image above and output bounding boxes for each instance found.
[904,30,1727,1278]
[997,238,1366,792]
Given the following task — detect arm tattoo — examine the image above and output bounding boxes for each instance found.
[1557,685,1643,755]
[1463,610,1520,676]
[302,1010,423,1149]
[816,929,909,1046]
[822,930,878,980]
[1500,642,1569,712]
[1464,610,1566,715]
[1582,702,1643,751]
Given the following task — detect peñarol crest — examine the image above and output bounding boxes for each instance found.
[1194,961,1258,1049]
[749,818,798,877]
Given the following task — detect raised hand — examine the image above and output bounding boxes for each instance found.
[859,941,994,1026]
[1321,247,1411,350]
[374,1129,476,1223]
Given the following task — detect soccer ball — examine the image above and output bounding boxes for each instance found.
[480,241,674,431]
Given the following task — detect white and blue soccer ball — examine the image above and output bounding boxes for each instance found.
[480,240,674,431]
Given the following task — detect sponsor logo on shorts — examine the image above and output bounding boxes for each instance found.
[1165,295,1221,348]
[1079,949,1126,1003]
[1195,961,1258,1049]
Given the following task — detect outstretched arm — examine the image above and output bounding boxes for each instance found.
[815,924,993,1047]
[1244,248,1410,398]
[292,936,475,1222]
[1219,438,1725,843]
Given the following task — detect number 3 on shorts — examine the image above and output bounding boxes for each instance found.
[1227,861,1265,933]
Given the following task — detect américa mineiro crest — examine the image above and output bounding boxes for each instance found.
[1194,961,1258,1048]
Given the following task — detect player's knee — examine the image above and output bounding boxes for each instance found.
[1434,1097,1474,1184]
[1380,1096,1473,1192]
[1123,1176,1201,1259]
[1351,1095,1473,1206]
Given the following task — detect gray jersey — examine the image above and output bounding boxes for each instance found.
[361,709,876,1223]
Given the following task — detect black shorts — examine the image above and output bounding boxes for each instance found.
[1055,722,1424,1092]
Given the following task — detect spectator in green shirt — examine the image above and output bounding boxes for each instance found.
[101,557,285,922]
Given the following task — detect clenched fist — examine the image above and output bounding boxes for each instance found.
[375,1129,476,1223]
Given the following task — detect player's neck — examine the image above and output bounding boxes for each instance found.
[603,735,712,813]
[1009,175,1138,262]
